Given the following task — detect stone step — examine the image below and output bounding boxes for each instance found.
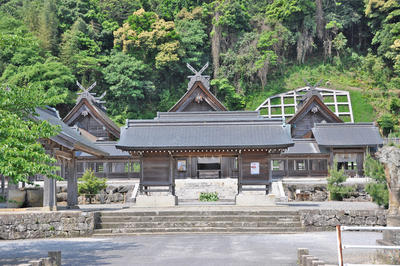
[96,220,302,229]
[98,215,300,223]
[93,226,305,236]
[98,210,299,217]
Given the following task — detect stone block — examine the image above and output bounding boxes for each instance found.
[306,257,317,266]
[28,260,42,266]
[311,261,324,266]
[301,255,314,266]
[57,193,68,202]
[136,195,178,207]
[235,195,275,206]
[297,248,309,264]
[7,189,26,208]
[26,189,43,207]
[48,251,61,266]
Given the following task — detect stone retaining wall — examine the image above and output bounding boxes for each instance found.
[300,209,387,229]
[0,211,95,240]
[174,179,265,201]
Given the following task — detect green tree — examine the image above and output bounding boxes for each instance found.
[211,78,245,110]
[78,168,107,204]
[113,8,182,69]
[102,50,155,121]
[327,157,355,200]
[364,152,388,208]
[0,84,65,185]
[378,114,396,136]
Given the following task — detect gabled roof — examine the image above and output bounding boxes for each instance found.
[312,123,383,147]
[117,111,294,151]
[36,108,109,157]
[287,94,343,125]
[62,98,120,138]
[282,139,330,155]
[168,81,228,112]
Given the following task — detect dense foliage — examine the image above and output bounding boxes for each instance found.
[0,84,64,184]
[0,0,399,132]
[364,152,389,208]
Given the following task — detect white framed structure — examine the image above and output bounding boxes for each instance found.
[256,87,354,122]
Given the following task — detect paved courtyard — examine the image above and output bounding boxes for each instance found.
[0,231,382,266]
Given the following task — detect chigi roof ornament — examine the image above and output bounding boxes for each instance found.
[76,81,107,109]
[296,78,324,108]
[187,62,210,90]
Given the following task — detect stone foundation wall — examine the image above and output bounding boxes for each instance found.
[172,179,265,201]
[0,211,95,240]
[300,209,387,229]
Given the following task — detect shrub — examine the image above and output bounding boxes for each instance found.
[364,152,389,208]
[199,192,219,202]
[78,169,108,204]
[327,157,355,200]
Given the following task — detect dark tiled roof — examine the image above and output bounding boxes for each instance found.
[118,112,294,150]
[312,123,383,147]
[282,139,330,155]
[36,108,109,157]
[77,141,130,157]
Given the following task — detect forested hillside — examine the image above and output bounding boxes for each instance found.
[0,0,399,136]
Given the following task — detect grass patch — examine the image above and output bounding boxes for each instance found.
[339,115,352,122]
[323,96,334,103]
[271,107,282,115]
[338,105,350,112]
[350,90,374,122]
[336,95,348,102]
[328,105,336,112]
[270,97,281,105]
[284,106,295,114]
[259,108,269,115]
[284,97,294,104]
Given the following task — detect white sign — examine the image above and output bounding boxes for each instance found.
[251,162,260,175]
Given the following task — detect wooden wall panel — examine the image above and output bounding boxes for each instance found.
[143,154,170,182]
[241,152,269,182]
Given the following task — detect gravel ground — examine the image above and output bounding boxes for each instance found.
[0,232,382,266]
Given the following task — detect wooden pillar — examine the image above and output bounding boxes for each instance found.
[330,148,334,166]
[67,151,78,207]
[169,154,173,196]
[1,174,5,198]
[356,152,364,177]
[307,157,310,177]
[286,158,289,178]
[104,160,108,179]
[268,155,272,182]
[43,144,57,210]
[139,153,143,195]
[238,151,243,195]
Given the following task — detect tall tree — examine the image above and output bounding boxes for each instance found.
[0,84,65,184]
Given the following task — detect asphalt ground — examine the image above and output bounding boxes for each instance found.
[0,231,382,266]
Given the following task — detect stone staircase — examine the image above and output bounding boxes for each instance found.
[93,210,305,236]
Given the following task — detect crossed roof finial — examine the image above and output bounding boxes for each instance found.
[187,62,210,90]
[76,81,107,107]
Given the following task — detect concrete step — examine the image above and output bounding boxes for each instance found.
[98,210,299,217]
[93,226,305,236]
[98,215,300,223]
[96,220,302,229]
